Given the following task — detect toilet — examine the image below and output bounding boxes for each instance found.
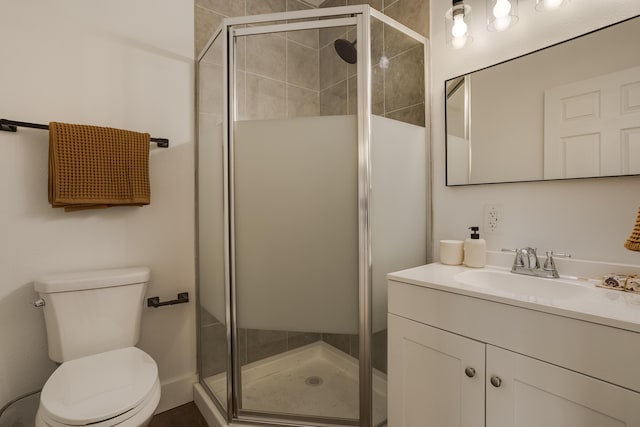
[33,267,160,427]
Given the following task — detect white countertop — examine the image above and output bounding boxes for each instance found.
[388,262,640,333]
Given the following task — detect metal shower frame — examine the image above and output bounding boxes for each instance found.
[195,5,429,427]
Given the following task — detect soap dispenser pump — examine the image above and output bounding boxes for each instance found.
[464,226,486,268]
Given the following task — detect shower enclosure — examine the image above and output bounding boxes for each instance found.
[196,5,428,426]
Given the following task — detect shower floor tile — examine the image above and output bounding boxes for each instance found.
[204,341,387,425]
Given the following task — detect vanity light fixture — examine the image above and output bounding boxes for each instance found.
[535,0,568,12]
[486,0,518,32]
[446,0,473,49]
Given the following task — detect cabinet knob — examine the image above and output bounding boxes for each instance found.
[464,367,476,378]
[490,375,502,388]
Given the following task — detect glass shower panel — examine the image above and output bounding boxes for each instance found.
[372,18,425,126]
[369,15,427,427]
[197,33,229,413]
[232,25,362,423]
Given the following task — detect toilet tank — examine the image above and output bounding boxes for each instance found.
[34,267,150,363]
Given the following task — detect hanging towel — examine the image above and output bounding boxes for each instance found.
[48,122,151,212]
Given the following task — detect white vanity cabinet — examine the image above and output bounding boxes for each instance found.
[388,314,485,427]
[388,270,640,427]
[485,345,640,427]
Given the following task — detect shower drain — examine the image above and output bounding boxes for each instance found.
[305,376,323,386]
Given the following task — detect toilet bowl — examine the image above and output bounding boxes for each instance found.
[35,347,160,427]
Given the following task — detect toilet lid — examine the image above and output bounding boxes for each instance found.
[40,347,158,426]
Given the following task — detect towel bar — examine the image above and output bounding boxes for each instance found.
[0,118,169,148]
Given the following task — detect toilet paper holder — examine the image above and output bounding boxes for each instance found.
[147,292,189,308]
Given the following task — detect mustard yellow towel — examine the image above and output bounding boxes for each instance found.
[48,122,151,212]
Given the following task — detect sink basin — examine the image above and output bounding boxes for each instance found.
[454,269,590,301]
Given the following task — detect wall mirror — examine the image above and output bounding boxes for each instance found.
[445,15,640,186]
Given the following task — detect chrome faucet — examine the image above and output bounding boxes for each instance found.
[503,248,571,278]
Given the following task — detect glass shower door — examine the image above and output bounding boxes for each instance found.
[196,6,428,427]
[197,29,230,415]
[369,14,428,427]
[230,20,362,424]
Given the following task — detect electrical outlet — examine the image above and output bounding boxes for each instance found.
[484,204,502,234]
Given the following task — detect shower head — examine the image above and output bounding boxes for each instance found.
[334,38,357,64]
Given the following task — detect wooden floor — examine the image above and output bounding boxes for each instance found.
[148,402,209,427]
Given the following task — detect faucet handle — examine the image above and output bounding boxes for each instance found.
[543,250,571,273]
[502,248,526,267]
[546,250,571,259]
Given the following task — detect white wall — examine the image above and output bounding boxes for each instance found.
[431,1,640,264]
[0,0,195,413]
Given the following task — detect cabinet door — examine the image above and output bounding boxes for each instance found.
[388,314,485,427]
[487,345,640,427]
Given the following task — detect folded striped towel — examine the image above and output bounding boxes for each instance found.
[48,122,151,212]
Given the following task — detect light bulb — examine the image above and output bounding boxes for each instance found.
[451,14,468,38]
[493,15,511,31]
[542,0,563,10]
[492,0,511,18]
[452,35,467,49]
[379,55,390,70]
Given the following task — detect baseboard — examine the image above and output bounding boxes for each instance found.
[155,372,198,414]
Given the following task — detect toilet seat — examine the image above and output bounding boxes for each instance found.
[37,381,159,427]
[38,347,159,427]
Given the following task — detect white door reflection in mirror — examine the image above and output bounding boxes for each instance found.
[544,66,640,179]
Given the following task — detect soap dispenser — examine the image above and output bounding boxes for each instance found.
[464,226,486,268]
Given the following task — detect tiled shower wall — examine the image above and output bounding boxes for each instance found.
[196,0,428,376]
[319,0,428,126]
[196,0,428,124]
[196,0,322,120]
[237,27,321,120]
[201,308,378,377]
